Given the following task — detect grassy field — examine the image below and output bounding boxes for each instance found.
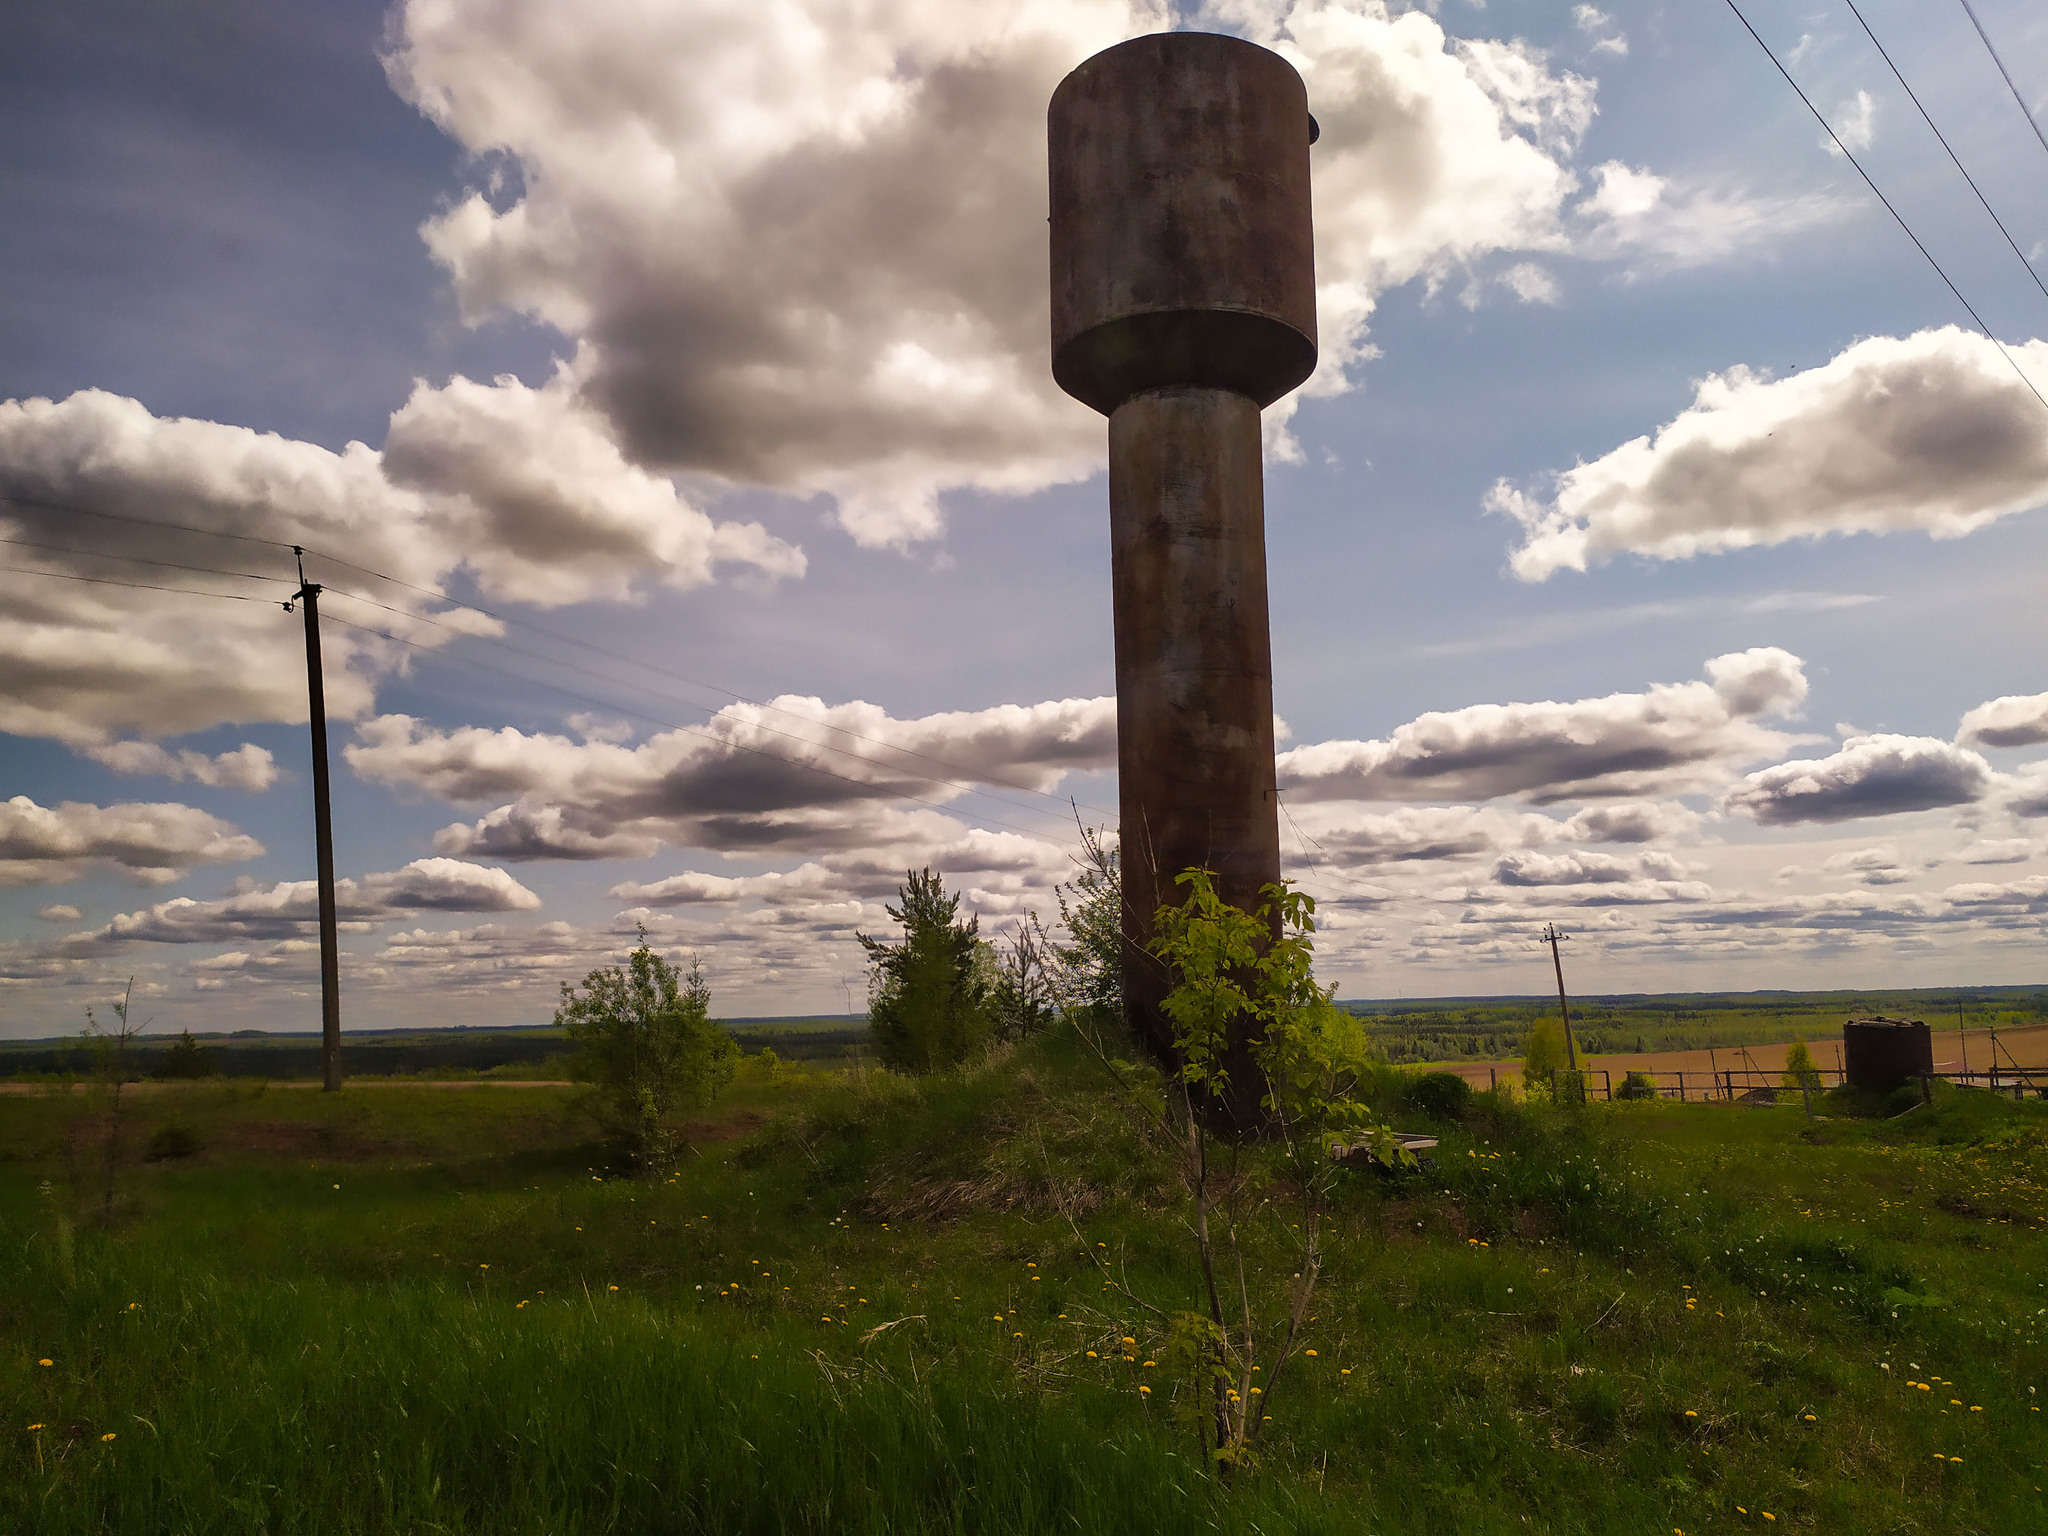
[1346,987,2048,1067]
[3,1037,2045,1534]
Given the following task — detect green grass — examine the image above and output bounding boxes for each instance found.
[4,1037,2045,1533]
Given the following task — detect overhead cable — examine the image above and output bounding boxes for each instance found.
[318,608,1084,849]
[1843,0,2048,306]
[1957,0,2048,160]
[0,489,1118,821]
[1724,0,2048,414]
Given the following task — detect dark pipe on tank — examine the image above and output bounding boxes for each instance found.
[1048,31,1317,1135]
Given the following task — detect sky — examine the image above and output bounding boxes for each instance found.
[3,0,2047,1039]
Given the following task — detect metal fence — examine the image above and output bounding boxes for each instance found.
[1488,1065,2048,1103]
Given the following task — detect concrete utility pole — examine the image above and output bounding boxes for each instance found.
[1543,924,1581,1076]
[291,548,343,1092]
[1048,32,1317,1135]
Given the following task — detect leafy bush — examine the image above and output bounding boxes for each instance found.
[144,1124,203,1161]
[1403,1070,1472,1121]
[1780,1040,1823,1101]
[1615,1070,1658,1101]
[1049,826,1123,1033]
[860,869,990,1073]
[155,1029,218,1079]
[1521,1016,1570,1097]
[554,940,737,1169]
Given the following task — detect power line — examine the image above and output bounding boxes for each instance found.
[1,487,1120,821]
[0,533,286,586]
[0,534,1102,840]
[317,586,1105,833]
[0,563,273,602]
[317,609,1086,849]
[1724,0,2048,414]
[1957,0,2048,161]
[1843,0,2048,307]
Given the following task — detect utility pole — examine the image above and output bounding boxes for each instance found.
[1543,923,1581,1085]
[1956,996,1968,1076]
[289,548,342,1092]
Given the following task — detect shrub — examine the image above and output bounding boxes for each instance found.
[554,939,738,1169]
[1615,1070,1657,1101]
[1521,1016,1571,1097]
[156,1029,218,1079]
[1780,1040,1823,1102]
[859,869,990,1073]
[1405,1070,1473,1121]
[145,1124,203,1161]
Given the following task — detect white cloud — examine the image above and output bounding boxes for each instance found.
[1276,648,1808,804]
[379,0,1605,540]
[1957,691,2048,749]
[1493,328,2048,580]
[1830,90,1876,155]
[1499,262,1560,304]
[0,796,264,887]
[1956,838,2033,865]
[1723,735,1995,826]
[82,741,278,791]
[1495,848,1692,885]
[1820,846,1910,885]
[1571,4,1627,55]
[36,904,81,922]
[47,858,540,951]
[0,386,798,753]
[353,694,1116,858]
[1571,161,1848,270]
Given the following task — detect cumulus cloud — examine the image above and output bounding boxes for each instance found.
[1492,328,2048,580]
[1572,5,1627,55]
[0,796,264,887]
[81,741,278,791]
[1820,846,1910,885]
[1830,90,1876,155]
[1275,648,1808,804]
[0,386,798,752]
[612,826,1070,911]
[48,858,540,952]
[1495,848,1692,885]
[2006,763,2048,818]
[355,694,1116,858]
[36,904,82,922]
[1570,161,1848,271]
[1957,691,2048,749]
[377,0,1611,541]
[1723,734,1994,825]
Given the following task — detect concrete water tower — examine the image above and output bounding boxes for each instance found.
[1048,32,1317,1130]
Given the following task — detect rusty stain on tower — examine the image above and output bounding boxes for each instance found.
[1048,31,1317,1130]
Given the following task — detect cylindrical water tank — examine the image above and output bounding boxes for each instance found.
[1842,1018,1932,1092]
[1048,32,1317,416]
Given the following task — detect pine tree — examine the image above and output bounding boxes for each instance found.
[859,869,990,1072]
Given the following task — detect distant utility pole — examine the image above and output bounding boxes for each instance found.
[1956,996,1968,1075]
[289,548,342,1093]
[1542,923,1581,1076]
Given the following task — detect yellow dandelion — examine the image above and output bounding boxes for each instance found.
[1305,1349,1317,1357]
[1087,1350,1099,1358]
[37,1359,52,1368]
[1970,1406,1982,1412]
[1341,1368,1352,1376]
[1014,1332,1023,1338]
[101,1432,116,1442]
[1121,1336,1135,1345]
[1802,1414,1816,1421]
[1762,1515,1775,1523]
[1685,1410,1697,1418]
[1950,1457,1962,1464]
[1144,1360,1155,1367]
[1138,1385,1152,1395]
[608,1285,619,1292]
[27,1423,45,1431]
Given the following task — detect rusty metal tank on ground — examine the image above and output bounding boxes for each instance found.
[1842,1017,1933,1092]
[1048,32,1316,1130]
